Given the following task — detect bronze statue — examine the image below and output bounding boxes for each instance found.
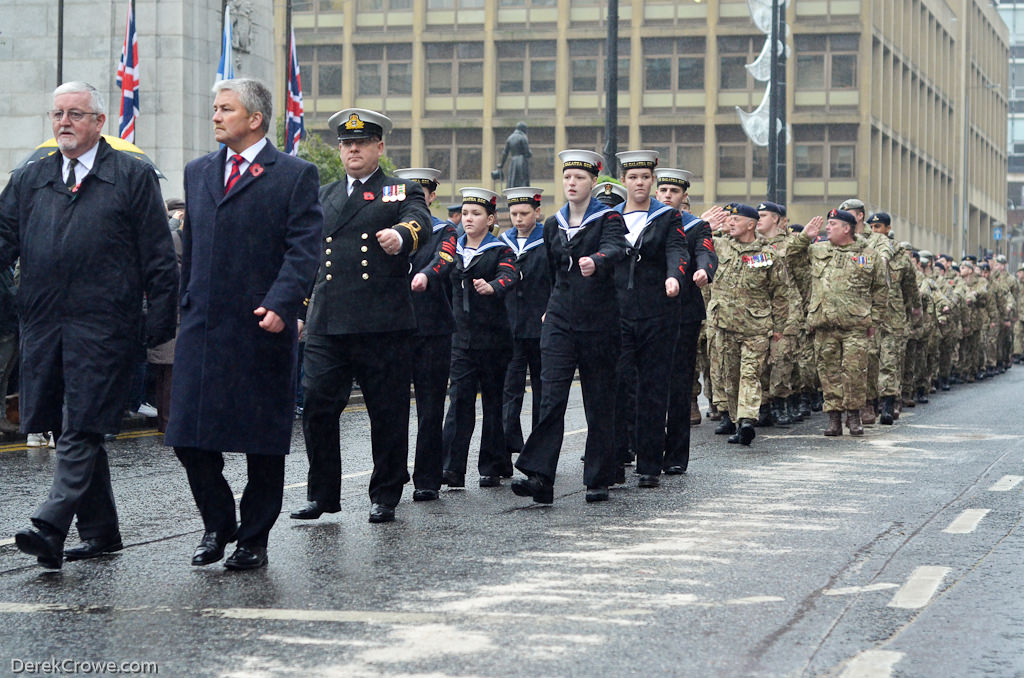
[492,122,531,189]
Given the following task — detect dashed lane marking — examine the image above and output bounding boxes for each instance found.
[839,650,904,678]
[942,508,991,534]
[822,583,900,596]
[886,566,951,609]
[988,475,1023,492]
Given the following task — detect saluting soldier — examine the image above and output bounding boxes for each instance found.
[293,109,430,524]
[610,150,688,487]
[441,188,517,488]
[657,168,719,474]
[709,204,792,446]
[400,167,458,502]
[789,211,886,436]
[499,187,550,461]
[511,150,627,504]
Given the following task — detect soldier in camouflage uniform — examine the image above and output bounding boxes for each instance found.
[865,214,920,423]
[915,251,951,397]
[959,259,987,382]
[755,201,803,426]
[788,223,818,417]
[977,261,1000,377]
[1014,263,1024,362]
[789,210,886,437]
[931,259,959,390]
[708,203,793,446]
[989,254,1016,371]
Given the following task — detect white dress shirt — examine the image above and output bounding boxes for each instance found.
[222,136,268,186]
[62,142,99,188]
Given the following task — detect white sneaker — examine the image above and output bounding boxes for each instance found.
[46,431,55,448]
[26,433,47,447]
[135,402,158,418]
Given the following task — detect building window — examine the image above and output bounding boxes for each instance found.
[496,41,557,94]
[793,124,858,179]
[354,44,411,98]
[640,125,705,181]
[716,125,770,184]
[425,129,483,185]
[719,36,758,90]
[643,37,705,92]
[296,44,342,98]
[425,42,484,95]
[567,39,631,93]
[387,129,411,169]
[795,34,858,90]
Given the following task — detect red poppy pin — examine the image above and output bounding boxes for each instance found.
[250,163,264,177]
[363,191,375,201]
[70,184,80,194]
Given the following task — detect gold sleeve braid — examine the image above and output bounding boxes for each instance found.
[396,221,422,251]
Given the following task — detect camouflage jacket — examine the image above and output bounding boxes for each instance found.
[789,234,886,331]
[708,235,792,336]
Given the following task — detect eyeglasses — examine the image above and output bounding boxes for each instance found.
[47,110,99,122]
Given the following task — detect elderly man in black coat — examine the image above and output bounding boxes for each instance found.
[165,78,321,571]
[0,82,178,569]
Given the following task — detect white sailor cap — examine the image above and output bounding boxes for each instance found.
[394,168,441,188]
[592,181,627,201]
[503,186,544,206]
[654,167,693,188]
[460,186,500,214]
[558,149,603,175]
[616,149,659,171]
[328,108,393,140]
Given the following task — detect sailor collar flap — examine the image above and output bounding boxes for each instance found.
[555,199,614,234]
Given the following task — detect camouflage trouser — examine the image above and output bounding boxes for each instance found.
[814,328,870,412]
[765,334,794,399]
[962,331,981,375]
[693,321,709,399]
[877,327,905,398]
[717,329,769,421]
[983,323,998,368]
[938,336,957,379]
[1014,320,1024,356]
[709,327,727,411]
[800,329,819,391]
[903,337,925,393]
[998,322,1012,364]
[924,334,940,389]
[865,332,880,400]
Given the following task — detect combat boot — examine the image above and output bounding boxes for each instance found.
[772,397,792,426]
[824,411,843,436]
[846,409,864,436]
[902,393,916,408]
[861,400,876,425]
[756,403,773,427]
[940,377,950,391]
[798,392,812,419]
[707,403,722,421]
[728,419,756,445]
[879,395,895,425]
[788,394,804,421]
[690,396,702,425]
[811,391,824,412]
[714,412,736,435]
[915,387,928,404]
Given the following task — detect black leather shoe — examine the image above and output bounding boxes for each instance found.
[511,474,553,504]
[15,525,64,570]
[289,500,341,520]
[663,465,686,475]
[412,489,439,501]
[191,530,236,566]
[64,534,123,561]
[478,475,501,487]
[442,470,465,488]
[224,545,268,570]
[638,474,660,488]
[368,504,396,523]
[585,486,609,502]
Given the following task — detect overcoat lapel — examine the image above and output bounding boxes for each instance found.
[221,143,277,202]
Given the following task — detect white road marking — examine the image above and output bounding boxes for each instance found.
[988,475,1023,492]
[839,650,904,678]
[0,538,14,547]
[204,607,435,624]
[887,566,951,609]
[942,508,991,534]
[823,583,900,596]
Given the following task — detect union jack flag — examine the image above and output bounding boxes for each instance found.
[284,29,305,156]
[115,3,139,142]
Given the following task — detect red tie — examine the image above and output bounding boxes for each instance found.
[225,154,245,194]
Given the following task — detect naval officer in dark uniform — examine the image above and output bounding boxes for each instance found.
[511,150,627,504]
[400,167,458,502]
[292,109,430,524]
[499,187,550,461]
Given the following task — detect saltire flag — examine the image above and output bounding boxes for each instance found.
[217,4,234,82]
[115,3,139,143]
[284,29,305,156]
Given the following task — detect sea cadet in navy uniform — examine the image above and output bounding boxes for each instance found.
[611,151,688,488]
[593,180,627,208]
[400,167,458,502]
[441,187,517,488]
[499,186,551,460]
[293,108,430,524]
[656,168,719,474]
[511,150,627,505]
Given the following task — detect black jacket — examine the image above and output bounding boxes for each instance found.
[678,212,717,324]
[411,216,457,337]
[613,199,688,321]
[450,233,517,350]
[305,168,431,335]
[542,199,627,332]
[499,224,551,340]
